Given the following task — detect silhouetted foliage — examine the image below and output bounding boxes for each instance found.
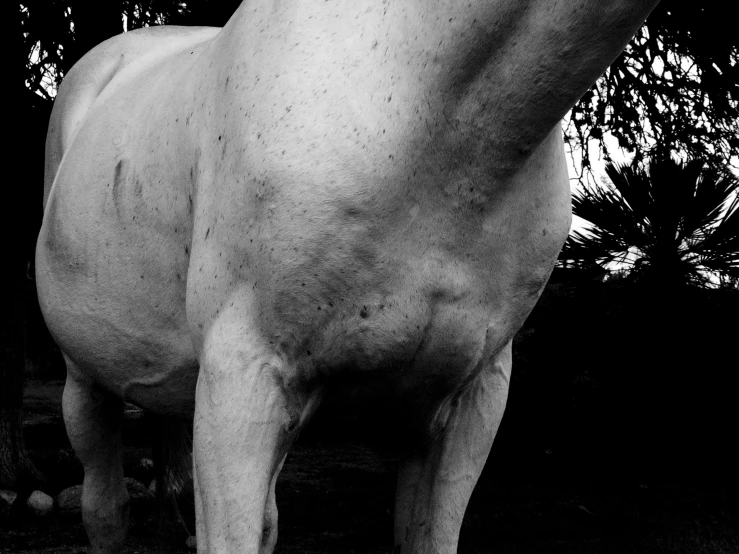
[566,3,738,173]
[20,2,68,102]
[560,156,739,289]
[20,1,197,102]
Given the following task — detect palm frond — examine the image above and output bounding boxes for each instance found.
[681,166,738,240]
[563,154,738,288]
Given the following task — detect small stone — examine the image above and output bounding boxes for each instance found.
[56,485,83,515]
[26,490,54,516]
[125,477,153,501]
[139,457,154,471]
[1,489,17,505]
[148,478,157,494]
[185,535,197,550]
[1,489,18,516]
[125,477,154,519]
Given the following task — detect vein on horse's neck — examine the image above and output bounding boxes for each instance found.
[215,0,657,178]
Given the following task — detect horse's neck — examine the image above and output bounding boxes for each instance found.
[217,0,658,177]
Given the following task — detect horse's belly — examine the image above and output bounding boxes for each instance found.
[36,237,198,414]
[37,161,198,417]
[37,245,198,416]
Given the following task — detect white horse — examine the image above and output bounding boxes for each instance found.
[36,1,658,552]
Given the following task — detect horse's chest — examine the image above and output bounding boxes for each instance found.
[260,201,558,390]
[191,122,570,391]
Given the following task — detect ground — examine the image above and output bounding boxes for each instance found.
[1,380,737,554]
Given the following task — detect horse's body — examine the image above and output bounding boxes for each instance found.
[36,1,658,552]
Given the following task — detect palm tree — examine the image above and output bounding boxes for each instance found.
[560,156,738,289]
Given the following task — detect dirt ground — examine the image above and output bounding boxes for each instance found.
[2,380,737,554]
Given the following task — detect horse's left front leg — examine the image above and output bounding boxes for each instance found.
[394,342,512,554]
[192,314,315,554]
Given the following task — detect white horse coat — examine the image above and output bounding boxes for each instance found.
[36,1,658,552]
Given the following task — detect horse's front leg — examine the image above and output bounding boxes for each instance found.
[192,309,315,554]
[394,342,512,554]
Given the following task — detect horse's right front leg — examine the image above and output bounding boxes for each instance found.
[192,314,314,554]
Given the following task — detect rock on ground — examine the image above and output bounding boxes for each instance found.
[26,490,54,516]
[53,479,154,518]
[1,489,18,517]
[125,477,155,518]
[56,484,82,515]
[125,476,153,500]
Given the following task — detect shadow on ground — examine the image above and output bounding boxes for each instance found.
[1,380,737,554]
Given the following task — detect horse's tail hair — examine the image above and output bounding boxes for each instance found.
[150,414,195,546]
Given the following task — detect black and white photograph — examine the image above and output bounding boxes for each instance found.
[2,1,737,553]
